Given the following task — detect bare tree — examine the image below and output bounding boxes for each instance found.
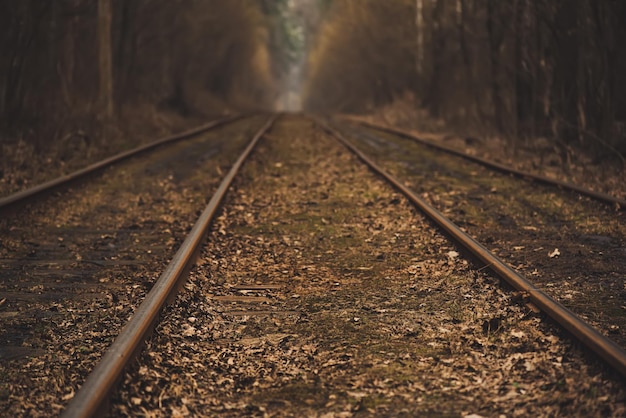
[98,0,114,118]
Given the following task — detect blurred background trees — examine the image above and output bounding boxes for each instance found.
[261,0,322,111]
[413,0,626,157]
[303,0,417,113]
[1,0,625,158]
[304,0,626,157]
[0,0,277,148]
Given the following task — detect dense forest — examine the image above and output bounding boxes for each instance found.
[304,0,416,112]
[1,0,625,158]
[305,0,626,157]
[0,0,279,150]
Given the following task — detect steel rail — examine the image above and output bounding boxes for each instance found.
[0,114,248,212]
[316,117,626,379]
[338,117,626,210]
[62,115,277,418]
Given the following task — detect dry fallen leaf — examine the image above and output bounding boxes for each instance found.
[548,248,560,258]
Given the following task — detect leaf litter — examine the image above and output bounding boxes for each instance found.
[113,116,625,417]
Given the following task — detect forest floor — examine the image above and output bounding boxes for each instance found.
[354,97,626,202]
[111,115,624,416]
[0,104,224,197]
[0,114,624,416]
[2,100,624,203]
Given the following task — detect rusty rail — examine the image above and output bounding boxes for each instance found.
[61,115,277,418]
[317,117,626,379]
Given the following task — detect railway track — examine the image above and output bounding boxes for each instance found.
[319,119,626,369]
[330,120,626,349]
[0,115,272,415]
[0,114,247,213]
[1,114,624,416]
[338,116,626,209]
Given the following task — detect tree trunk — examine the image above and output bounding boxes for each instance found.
[424,0,445,117]
[415,0,424,92]
[486,0,504,133]
[98,0,114,118]
[514,0,533,138]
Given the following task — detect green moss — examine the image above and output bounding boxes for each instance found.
[253,381,329,409]
[0,384,9,401]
